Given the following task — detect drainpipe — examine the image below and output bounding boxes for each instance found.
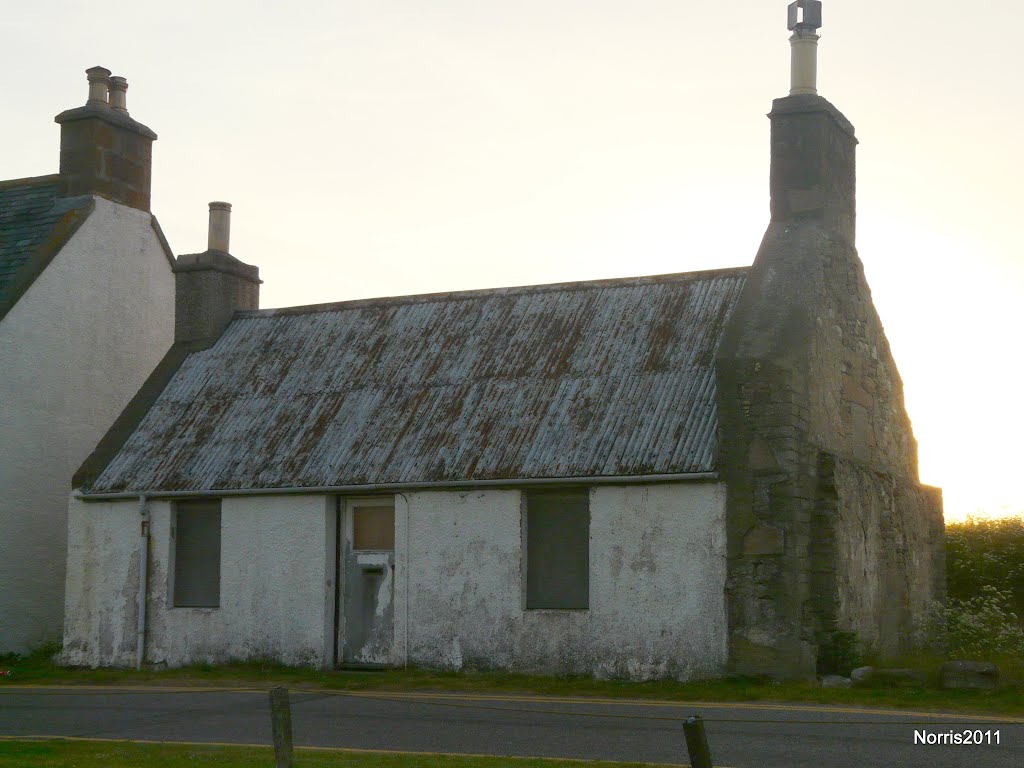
[391,492,412,668]
[403,495,410,669]
[136,495,150,670]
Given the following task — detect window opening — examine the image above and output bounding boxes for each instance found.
[172,499,221,607]
[525,489,589,610]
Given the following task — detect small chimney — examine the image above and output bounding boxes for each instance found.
[770,0,857,242]
[108,76,129,112]
[55,66,157,211]
[174,203,261,347]
[86,66,110,106]
[787,1,822,96]
[207,202,231,253]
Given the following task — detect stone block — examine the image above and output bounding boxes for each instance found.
[820,674,852,688]
[56,107,155,211]
[748,435,781,471]
[850,665,874,683]
[843,376,874,409]
[941,661,999,690]
[743,523,785,556]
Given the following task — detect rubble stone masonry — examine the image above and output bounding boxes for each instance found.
[716,94,944,678]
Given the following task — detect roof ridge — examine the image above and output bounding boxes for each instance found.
[241,265,750,318]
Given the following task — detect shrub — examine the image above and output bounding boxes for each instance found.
[933,586,1024,658]
[946,515,1024,621]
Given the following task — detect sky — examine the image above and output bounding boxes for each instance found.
[3,1,1022,521]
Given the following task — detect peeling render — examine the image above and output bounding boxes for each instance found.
[343,551,394,665]
[64,482,726,680]
[398,484,728,680]
[63,494,335,668]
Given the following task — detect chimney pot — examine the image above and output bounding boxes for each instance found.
[85,66,111,106]
[787,1,822,96]
[208,202,232,253]
[109,76,128,113]
[789,29,820,96]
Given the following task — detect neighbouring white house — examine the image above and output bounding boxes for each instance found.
[0,67,176,654]
[62,5,945,680]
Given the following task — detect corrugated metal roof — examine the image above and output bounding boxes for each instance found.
[0,176,92,317]
[88,268,747,493]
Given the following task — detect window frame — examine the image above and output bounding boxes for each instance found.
[169,498,222,609]
[522,487,591,611]
[349,498,397,552]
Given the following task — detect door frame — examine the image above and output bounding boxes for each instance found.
[334,495,396,668]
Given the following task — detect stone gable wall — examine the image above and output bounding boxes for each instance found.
[806,239,917,474]
[821,457,944,655]
[717,95,944,679]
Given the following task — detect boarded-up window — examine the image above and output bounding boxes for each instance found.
[173,499,221,608]
[526,490,589,610]
[353,505,395,550]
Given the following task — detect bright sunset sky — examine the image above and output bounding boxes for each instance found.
[4,2,1021,520]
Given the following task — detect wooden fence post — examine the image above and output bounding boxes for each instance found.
[269,687,294,768]
[683,715,714,768]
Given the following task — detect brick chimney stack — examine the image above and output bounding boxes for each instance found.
[174,203,261,347]
[54,66,157,211]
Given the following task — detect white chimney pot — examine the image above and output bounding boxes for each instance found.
[208,202,232,253]
[789,29,820,96]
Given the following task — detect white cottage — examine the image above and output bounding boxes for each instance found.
[64,266,736,678]
[62,5,945,680]
[0,68,176,654]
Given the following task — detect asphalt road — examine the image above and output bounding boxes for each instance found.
[1,686,1022,767]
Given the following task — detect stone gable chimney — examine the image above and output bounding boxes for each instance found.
[174,202,261,347]
[768,96,857,243]
[716,1,943,683]
[54,66,157,211]
[769,1,857,243]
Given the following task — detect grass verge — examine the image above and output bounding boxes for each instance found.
[3,645,1023,718]
[0,739,663,768]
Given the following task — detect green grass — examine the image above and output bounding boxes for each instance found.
[0,740,663,767]
[3,645,1024,718]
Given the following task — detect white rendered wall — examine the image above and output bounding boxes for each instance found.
[62,498,141,666]
[0,198,174,654]
[64,484,726,679]
[399,483,728,680]
[62,495,335,668]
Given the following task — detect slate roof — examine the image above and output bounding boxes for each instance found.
[86,267,748,494]
[0,176,93,319]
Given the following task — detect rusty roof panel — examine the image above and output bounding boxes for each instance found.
[88,268,748,493]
